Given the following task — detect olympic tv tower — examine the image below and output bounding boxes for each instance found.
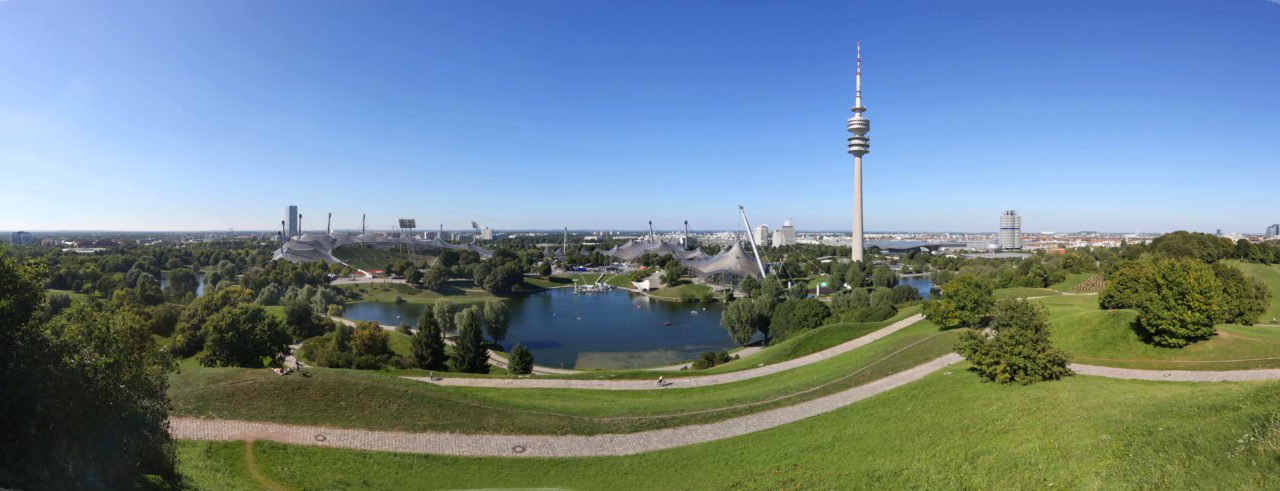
[847,41,871,263]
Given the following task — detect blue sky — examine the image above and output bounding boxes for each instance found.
[2,0,1278,233]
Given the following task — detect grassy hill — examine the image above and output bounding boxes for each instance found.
[178,368,1280,489]
[1043,294,1280,370]
[1228,261,1280,324]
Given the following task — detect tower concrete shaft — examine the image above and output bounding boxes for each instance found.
[847,41,870,262]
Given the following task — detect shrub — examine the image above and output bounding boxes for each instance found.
[691,350,734,369]
[956,298,1071,384]
[922,273,994,329]
[508,344,534,375]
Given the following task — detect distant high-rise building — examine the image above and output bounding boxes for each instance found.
[1266,224,1280,240]
[773,219,797,247]
[754,224,771,247]
[10,231,32,246]
[999,210,1022,250]
[480,226,493,240]
[286,205,299,238]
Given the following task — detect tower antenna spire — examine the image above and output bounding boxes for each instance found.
[855,40,862,110]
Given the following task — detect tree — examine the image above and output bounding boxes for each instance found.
[421,267,447,291]
[660,263,684,287]
[451,306,489,373]
[922,273,994,329]
[199,304,292,368]
[870,265,898,288]
[434,299,457,332]
[1134,257,1225,347]
[164,267,198,302]
[538,261,552,278]
[254,283,284,306]
[770,298,830,340]
[412,304,447,370]
[721,298,772,345]
[284,301,325,340]
[1213,263,1272,325]
[1099,258,1156,310]
[350,321,390,357]
[738,275,760,296]
[482,299,511,342]
[406,267,424,286]
[508,344,534,375]
[956,298,1071,385]
[890,284,922,304]
[170,286,254,357]
[7,301,179,488]
[149,303,181,336]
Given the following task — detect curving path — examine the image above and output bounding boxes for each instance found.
[1070,363,1280,382]
[170,353,962,458]
[404,314,927,390]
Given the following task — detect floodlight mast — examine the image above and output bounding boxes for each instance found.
[648,221,656,243]
[279,220,287,254]
[327,213,332,235]
[738,205,768,278]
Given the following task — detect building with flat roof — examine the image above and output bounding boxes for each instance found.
[753,224,770,247]
[999,210,1022,250]
[773,219,797,247]
[10,231,33,246]
[286,205,299,238]
[1266,224,1279,240]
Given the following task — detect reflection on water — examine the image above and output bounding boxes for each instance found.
[899,275,934,299]
[343,288,735,369]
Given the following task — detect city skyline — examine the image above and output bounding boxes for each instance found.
[3,1,1280,233]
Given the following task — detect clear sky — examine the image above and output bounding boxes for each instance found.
[2,0,1278,234]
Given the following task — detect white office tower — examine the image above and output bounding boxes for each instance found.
[754,224,771,247]
[480,226,493,240]
[846,41,871,263]
[999,210,1022,250]
[286,205,299,238]
[774,219,797,246]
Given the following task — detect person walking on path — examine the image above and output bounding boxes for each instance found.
[657,375,664,387]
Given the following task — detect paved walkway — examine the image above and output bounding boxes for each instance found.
[1070,363,1280,382]
[405,314,926,390]
[170,353,963,457]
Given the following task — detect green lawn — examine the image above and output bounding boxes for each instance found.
[338,282,493,305]
[648,282,712,301]
[1049,272,1092,292]
[1042,295,1280,370]
[44,288,92,302]
[331,246,429,271]
[994,287,1061,299]
[178,370,1280,489]
[1229,261,1280,323]
[168,317,956,435]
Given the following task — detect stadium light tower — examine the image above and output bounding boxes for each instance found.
[847,40,871,263]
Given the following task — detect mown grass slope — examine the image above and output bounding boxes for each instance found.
[179,370,1280,489]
